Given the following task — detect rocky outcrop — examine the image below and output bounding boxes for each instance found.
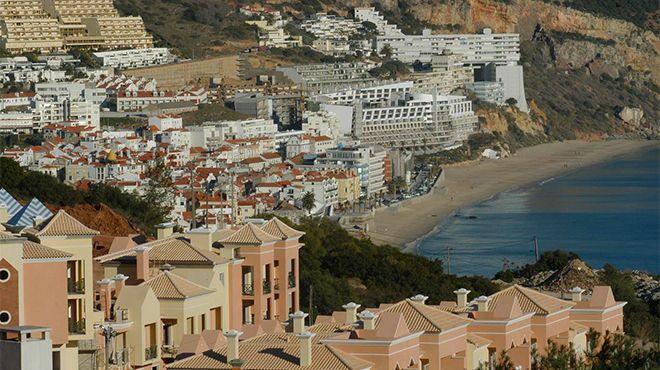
[617,107,645,127]
[403,0,658,84]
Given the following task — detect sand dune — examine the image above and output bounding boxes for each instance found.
[367,139,660,249]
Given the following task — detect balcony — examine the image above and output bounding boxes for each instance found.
[288,271,296,288]
[68,278,85,294]
[68,318,85,334]
[273,278,280,291]
[242,282,254,296]
[263,279,271,294]
[145,344,158,361]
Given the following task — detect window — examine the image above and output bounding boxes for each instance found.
[0,269,9,282]
[0,311,10,324]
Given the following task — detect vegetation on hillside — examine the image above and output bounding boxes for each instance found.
[272,216,499,320]
[181,103,249,125]
[0,158,168,234]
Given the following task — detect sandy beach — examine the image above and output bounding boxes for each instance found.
[367,139,660,249]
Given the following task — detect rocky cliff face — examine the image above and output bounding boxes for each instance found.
[404,0,658,84]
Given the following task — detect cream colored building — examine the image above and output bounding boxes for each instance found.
[0,0,153,53]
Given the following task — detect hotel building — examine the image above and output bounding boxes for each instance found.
[0,0,153,54]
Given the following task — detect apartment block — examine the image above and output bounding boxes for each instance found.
[317,145,387,197]
[93,48,175,70]
[377,27,520,66]
[276,62,381,95]
[0,0,153,53]
[245,20,302,49]
[467,81,505,106]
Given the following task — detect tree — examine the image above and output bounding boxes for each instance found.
[143,155,176,222]
[380,44,393,60]
[505,97,518,107]
[301,191,315,215]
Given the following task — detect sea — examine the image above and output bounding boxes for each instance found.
[415,144,660,277]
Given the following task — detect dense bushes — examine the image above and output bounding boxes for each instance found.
[0,158,167,234]
[281,216,498,317]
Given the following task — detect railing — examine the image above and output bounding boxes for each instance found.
[242,282,254,296]
[263,279,271,294]
[68,278,85,294]
[161,344,179,358]
[68,318,85,334]
[273,278,280,290]
[288,271,296,288]
[145,344,158,361]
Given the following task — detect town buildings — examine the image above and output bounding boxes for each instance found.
[245,20,303,49]
[93,48,176,70]
[0,0,153,54]
[276,63,381,95]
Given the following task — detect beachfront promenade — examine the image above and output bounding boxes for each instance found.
[367,139,660,248]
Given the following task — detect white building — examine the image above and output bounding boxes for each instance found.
[161,128,191,148]
[354,7,403,36]
[317,145,387,196]
[148,114,183,131]
[93,48,175,69]
[376,27,520,65]
[0,111,34,133]
[354,92,477,150]
[302,110,341,139]
[467,81,505,106]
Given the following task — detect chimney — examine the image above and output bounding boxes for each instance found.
[224,330,242,362]
[97,278,113,318]
[453,288,471,308]
[409,294,428,305]
[297,331,315,367]
[289,311,308,334]
[156,222,174,240]
[569,287,585,302]
[228,359,245,370]
[476,296,489,312]
[342,302,361,324]
[187,225,216,251]
[160,263,174,271]
[112,274,128,297]
[358,310,377,330]
[135,246,151,282]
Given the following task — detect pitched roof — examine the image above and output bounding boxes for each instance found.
[487,285,574,316]
[30,210,99,237]
[260,218,304,240]
[0,188,21,217]
[218,223,279,246]
[145,270,214,299]
[466,334,492,348]
[168,335,372,370]
[0,231,17,240]
[97,236,228,265]
[5,198,53,228]
[22,241,72,260]
[376,299,471,333]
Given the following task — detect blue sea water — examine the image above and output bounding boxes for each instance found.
[416,144,660,277]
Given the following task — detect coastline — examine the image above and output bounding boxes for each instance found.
[367,139,660,250]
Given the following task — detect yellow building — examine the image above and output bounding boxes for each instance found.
[329,170,361,207]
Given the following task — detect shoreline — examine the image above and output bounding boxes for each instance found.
[367,139,660,250]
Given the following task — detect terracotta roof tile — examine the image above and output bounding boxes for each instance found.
[488,285,574,316]
[377,299,471,333]
[145,270,214,299]
[31,210,99,237]
[168,335,372,370]
[97,236,229,265]
[260,218,304,240]
[22,241,72,260]
[218,223,279,246]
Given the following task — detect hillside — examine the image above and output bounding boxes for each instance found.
[113,0,658,144]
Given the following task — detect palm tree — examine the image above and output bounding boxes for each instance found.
[301,191,315,215]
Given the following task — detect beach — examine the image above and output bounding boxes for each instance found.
[367,139,660,249]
